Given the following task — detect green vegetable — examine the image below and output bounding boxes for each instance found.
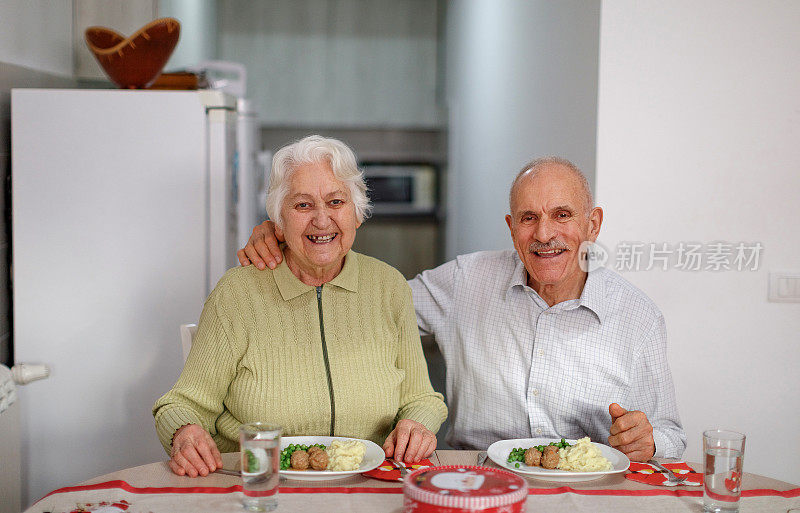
[506,439,573,466]
[506,447,527,463]
[279,443,326,470]
[245,449,258,473]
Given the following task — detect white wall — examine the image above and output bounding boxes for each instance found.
[0,0,73,76]
[445,0,600,258]
[596,0,800,484]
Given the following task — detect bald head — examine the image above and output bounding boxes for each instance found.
[509,157,593,215]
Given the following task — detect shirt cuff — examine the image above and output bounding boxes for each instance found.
[652,429,669,459]
[397,402,448,435]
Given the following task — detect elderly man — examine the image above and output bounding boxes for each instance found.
[239,156,686,461]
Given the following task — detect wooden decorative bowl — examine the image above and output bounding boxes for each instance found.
[85,18,181,89]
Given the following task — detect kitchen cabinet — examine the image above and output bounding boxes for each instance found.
[352,218,441,280]
[218,0,445,127]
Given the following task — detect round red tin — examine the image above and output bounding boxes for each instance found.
[403,465,527,513]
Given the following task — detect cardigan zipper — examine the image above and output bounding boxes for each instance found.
[316,285,335,436]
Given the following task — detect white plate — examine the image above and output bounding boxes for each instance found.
[279,436,384,481]
[487,438,630,482]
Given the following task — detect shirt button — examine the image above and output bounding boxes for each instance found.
[538,349,544,356]
[532,389,540,396]
[536,428,543,435]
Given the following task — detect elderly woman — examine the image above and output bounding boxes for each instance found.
[153,135,447,477]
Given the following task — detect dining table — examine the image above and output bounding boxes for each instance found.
[26,450,800,513]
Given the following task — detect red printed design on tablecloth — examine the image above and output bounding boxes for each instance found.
[363,458,433,481]
[68,499,132,512]
[33,478,800,502]
[625,462,702,486]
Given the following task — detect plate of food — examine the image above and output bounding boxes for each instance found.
[486,437,630,482]
[278,436,384,481]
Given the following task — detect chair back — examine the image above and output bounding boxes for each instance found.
[180,323,197,362]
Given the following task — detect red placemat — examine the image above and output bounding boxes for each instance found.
[626,462,703,486]
[363,458,434,481]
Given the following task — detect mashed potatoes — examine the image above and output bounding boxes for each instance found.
[557,437,612,472]
[326,440,366,471]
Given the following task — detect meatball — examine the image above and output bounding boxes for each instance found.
[524,447,542,467]
[309,449,329,471]
[307,446,323,457]
[290,450,310,470]
[541,445,560,469]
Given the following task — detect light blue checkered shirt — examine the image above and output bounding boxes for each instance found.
[409,250,686,457]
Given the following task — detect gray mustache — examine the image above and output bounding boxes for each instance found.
[528,241,569,252]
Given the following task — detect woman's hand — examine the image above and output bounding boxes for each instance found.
[236,221,284,270]
[383,419,437,463]
[169,424,224,477]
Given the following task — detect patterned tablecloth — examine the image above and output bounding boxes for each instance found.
[25,451,800,513]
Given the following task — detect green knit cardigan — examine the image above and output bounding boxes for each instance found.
[153,251,447,453]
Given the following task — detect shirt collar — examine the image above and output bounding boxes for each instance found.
[274,250,359,301]
[505,253,607,323]
[328,251,359,292]
[505,253,529,296]
[576,267,607,323]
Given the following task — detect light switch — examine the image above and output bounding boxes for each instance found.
[768,272,800,302]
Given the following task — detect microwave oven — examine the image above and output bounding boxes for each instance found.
[362,164,437,215]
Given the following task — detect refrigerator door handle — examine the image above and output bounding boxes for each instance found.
[11,364,50,385]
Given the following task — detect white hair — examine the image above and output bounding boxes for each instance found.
[509,156,594,216]
[265,135,372,229]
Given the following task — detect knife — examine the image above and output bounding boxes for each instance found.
[476,451,488,466]
[213,468,241,477]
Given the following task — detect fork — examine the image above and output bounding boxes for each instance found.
[648,459,687,484]
[389,458,410,477]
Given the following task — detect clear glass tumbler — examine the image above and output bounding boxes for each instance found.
[703,429,745,513]
[239,423,282,512]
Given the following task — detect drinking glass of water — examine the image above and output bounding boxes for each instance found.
[239,423,282,512]
[703,429,745,513]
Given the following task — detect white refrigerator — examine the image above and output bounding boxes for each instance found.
[11,89,251,505]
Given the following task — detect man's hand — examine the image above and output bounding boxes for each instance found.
[169,424,223,477]
[607,403,655,462]
[236,220,284,270]
[383,419,437,463]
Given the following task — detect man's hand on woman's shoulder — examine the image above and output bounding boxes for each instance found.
[237,220,284,270]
